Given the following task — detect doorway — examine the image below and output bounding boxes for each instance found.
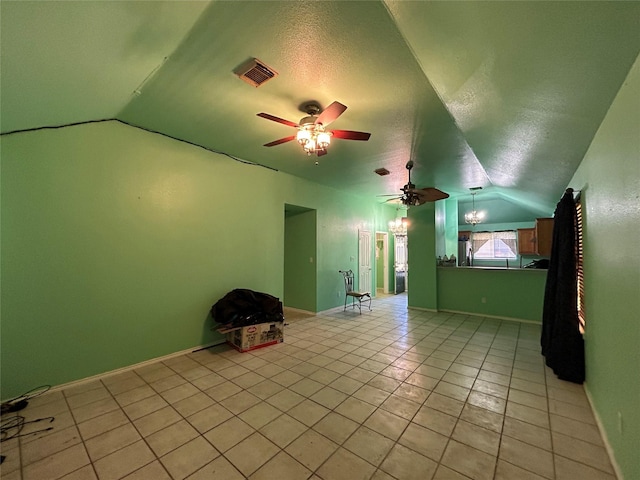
[284,204,317,312]
[375,232,389,294]
[394,234,408,294]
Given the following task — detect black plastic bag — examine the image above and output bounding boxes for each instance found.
[211,289,284,328]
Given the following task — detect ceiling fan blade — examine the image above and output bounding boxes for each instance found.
[330,129,371,141]
[317,148,328,157]
[264,135,296,147]
[407,187,450,202]
[316,101,347,126]
[257,113,299,128]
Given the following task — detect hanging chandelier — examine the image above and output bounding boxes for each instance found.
[389,217,408,236]
[464,192,485,226]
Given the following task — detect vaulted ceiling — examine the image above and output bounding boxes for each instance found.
[2,1,639,220]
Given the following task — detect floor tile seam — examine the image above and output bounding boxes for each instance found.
[495,454,553,480]
[305,417,397,477]
[298,384,398,451]
[22,419,99,469]
[218,430,289,478]
[486,406,520,480]
[20,392,97,480]
[386,433,455,480]
[66,378,127,437]
[546,417,609,447]
[499,427,553,453]
[123,403,226,478]
[59,382,105,401]
[507,386,549,403]
[8,420,26,480]
[120,389,190,443]
[502,408,555,432]
[551,449,616,475]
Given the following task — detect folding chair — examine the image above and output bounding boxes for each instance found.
[339,270,371,313]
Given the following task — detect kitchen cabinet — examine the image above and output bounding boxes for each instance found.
[517,218,554,256]
[517,228,537,254]
[536,218,554,257]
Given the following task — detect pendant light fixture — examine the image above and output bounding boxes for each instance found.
[464,190,484,226]
[389,217,408,236]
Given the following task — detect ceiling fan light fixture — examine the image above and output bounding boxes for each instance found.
[297,124,331,154]
[316,131,331,149]
[304,138,317,154]
[296,129,311,146]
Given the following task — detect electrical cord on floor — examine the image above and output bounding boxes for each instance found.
[0,385,51,415]
[1,415,55,442]
[1,385,55,443]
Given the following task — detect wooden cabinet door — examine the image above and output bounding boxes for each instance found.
[518,228,537,254]
[536,218,554,256]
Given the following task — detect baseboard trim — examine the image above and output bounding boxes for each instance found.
[435,308,542,325]
[584,383,624,480]
[43,340,227,397]
[283,306,315,316]
[407,306,438,313]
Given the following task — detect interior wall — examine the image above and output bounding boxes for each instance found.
[283,208,317,311]
[406,203,438,310]
[437,268,547,322]
[0,121,383,398]
[567,55,640,480]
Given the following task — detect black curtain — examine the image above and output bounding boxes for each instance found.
[541,189,585,383]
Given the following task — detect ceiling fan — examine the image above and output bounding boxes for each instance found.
[257,101,371,156]
[380,160,449,206]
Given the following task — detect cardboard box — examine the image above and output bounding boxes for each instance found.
[224,321,284,353]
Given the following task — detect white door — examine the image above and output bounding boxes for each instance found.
[359,230,372,294]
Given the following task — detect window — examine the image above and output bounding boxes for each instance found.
[472,231,517,259]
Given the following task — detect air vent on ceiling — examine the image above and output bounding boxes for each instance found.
[235,58,278,87]
[375,168,390,176]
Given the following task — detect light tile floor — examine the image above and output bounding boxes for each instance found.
[0,294,616,480]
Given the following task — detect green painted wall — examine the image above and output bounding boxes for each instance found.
[407,203,437,310]
[567,55,640,480]
[284,209,317,311]
[437,268,547,322]
[0,121,384,398]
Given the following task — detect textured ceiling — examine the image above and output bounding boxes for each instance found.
[2,1,639,220]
